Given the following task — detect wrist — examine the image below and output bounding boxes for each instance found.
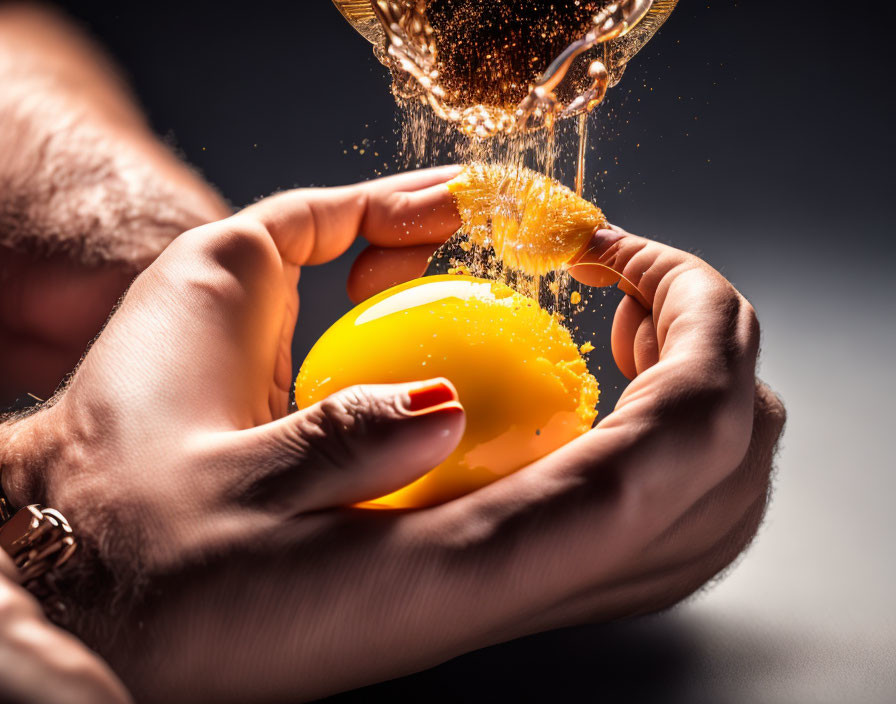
[0,405,63,510]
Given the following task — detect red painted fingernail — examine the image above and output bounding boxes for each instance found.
[406,380,458,413]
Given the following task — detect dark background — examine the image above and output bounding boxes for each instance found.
[53,0,895,381]
[51,1,896,701]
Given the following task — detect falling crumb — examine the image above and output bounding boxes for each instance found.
[580,341,595,354]
[570,291,582,305]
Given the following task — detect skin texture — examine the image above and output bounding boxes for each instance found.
[0,552,132,704]
[0,177,785,702]
[0,5,786,703]
[0,3,229,404]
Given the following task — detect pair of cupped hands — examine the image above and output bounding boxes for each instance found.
[1,166,784,703]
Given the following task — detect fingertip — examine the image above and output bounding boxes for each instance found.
[404,377,459,413]
[568,226,651,308]
[393,397,466,471]
[321,380,465,507]
[377,377,466,468]
[400,164,464,185]
[569,226,626,267]
[428,163,464,180]
[363,164,463,194]
[567,258,624,288]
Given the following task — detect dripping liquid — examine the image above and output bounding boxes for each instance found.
[371,2,639,319]
[406,99,597,325]
[333,0,681,413]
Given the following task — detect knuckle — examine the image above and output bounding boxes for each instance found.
[181,216,280,279]
[159,216,282,305]
[365,190,408,241]
[686,282,760,372]
[609,237,651,280]
[321,389,366,429]
[330,385,404,425]
[304,386,402,465]
[649,373,754,480]
[302,391,370,469]
[652,371,730,423]
[387,191,412,221]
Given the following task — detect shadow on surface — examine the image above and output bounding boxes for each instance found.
[322,616,707,703]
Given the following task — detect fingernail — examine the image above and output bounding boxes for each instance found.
[406,380,458,414]
[570,227,624,265]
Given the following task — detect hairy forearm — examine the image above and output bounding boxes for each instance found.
[0,5,230,402]
[0,4,229,268]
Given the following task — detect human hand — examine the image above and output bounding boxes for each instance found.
[0,551,132,704]
[0,166,469,699]
[0,171,783,703]
[352,222,785,626]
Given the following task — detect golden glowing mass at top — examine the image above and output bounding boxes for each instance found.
[333,0,678,137]
[296,1,678,508]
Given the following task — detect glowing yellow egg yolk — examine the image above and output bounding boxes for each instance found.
[447,163,608,276]
[296,276,599,509]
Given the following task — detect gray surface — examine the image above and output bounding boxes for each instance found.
[665,235,896,703]
[678,242,896,702]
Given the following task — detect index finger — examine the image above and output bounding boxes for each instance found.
[568,226,757,365]
[241,165,462,266]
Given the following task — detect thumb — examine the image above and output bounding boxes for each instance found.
[236,379,465,514]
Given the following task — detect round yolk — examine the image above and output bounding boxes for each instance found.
[296,275,599,509]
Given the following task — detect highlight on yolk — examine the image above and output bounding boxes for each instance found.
[296,275,599,509]
[447,162,608,276]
